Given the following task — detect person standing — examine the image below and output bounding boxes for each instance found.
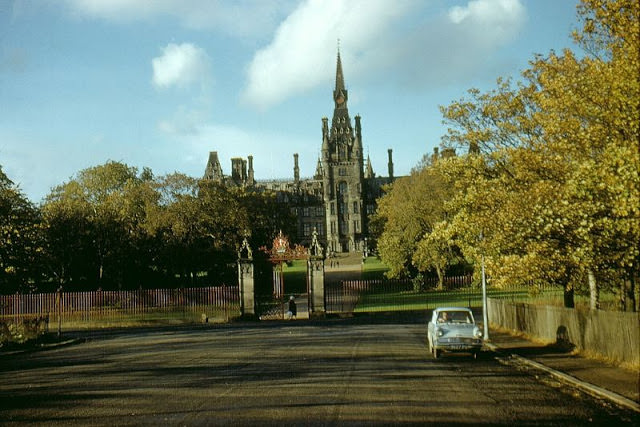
[288,296,297,320]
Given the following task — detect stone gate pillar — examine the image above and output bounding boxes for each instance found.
[237,238,255,317]
[307,229,325,318]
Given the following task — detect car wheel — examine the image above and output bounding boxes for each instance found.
[433,347,441,359]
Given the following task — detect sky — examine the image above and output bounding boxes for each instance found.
[0,0,582,203]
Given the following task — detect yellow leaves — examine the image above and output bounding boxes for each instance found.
[374,0,640,293]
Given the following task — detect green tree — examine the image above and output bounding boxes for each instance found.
[372,153,462,287]
[42,161,153,290]
[0,166,45,293]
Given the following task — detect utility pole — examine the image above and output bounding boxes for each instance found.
[481,255,489,341]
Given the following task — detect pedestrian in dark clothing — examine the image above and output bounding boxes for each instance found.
[288,296,297,320]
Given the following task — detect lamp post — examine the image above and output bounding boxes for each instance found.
[481,254,489,341]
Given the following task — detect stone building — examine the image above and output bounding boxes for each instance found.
[203,51,396,254]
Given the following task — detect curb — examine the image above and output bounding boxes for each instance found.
[0,338,83,356]
[485,342,640,414]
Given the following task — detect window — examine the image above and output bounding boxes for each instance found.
[303,223,311,237]
[353,201,359,214]
[331,202,335,215]
[338,181,348,195]
[303,207,310,217]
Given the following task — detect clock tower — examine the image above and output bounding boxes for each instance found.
[321,49,365,253]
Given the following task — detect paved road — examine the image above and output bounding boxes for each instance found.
[1,321,637,425]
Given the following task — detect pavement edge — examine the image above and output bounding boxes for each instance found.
[485,341,640,414]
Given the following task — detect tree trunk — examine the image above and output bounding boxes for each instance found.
[621,277,637,312]
[563,283,574,308]
[436,266,444,291]
[588,269,599,310]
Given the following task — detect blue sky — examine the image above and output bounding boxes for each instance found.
[1,0,581,203]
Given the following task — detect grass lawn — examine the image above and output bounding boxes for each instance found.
[281,260,308,295]
[362,257,390,280]
[356,286,564,312]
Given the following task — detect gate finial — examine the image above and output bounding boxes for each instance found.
[238,237,253,260]
[309,228,324,258]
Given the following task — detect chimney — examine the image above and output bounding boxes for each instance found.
[354,115,362,139]
[231,158,246,183]
[247,155,254,185]
[387,149,394,181]
[294,153,300,184]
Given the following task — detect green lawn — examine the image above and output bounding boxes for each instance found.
[356,286,564,312]
[281,257,391,293]
[361,257,390,280]
[281,260,308,294]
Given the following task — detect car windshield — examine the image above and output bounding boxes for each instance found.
[438,311,472,324]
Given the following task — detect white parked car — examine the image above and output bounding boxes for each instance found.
[427,307,483,359]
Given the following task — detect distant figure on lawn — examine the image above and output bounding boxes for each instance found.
[288,296,297,320]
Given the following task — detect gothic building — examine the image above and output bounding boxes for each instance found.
[204,51,396,254]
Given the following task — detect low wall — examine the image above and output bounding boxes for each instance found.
[488,298,640,368]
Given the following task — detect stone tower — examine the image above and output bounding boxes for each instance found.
[321,50,365,253]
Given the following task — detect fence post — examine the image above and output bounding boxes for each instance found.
[56,285,63,338]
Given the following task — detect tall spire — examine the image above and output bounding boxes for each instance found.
[335,41,345,93]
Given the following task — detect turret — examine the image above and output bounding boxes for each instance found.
[387,149,394,181]
[294,153,300,185]
[204,151,224,181]
[231,157,246,184]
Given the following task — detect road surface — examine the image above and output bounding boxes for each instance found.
[1,321,636,425]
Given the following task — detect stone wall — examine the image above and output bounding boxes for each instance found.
[488,298,640,368]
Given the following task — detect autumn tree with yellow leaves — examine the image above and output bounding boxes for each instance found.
[374,0,639,310]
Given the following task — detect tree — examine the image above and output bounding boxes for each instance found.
[371,152,463,287]
[42,161,153,290]
[0,166,45,293]
[436,0,639,309]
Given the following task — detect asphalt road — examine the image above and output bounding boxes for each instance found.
[1,320,637,426]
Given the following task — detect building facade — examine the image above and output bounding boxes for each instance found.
[204,51,395,254]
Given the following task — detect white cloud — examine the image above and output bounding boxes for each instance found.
[448,0,526,46]
[61,0,296,38]
[242,0,414,109]
[243,0,527,108]
[152,43,211,90]
[393,0,526,87]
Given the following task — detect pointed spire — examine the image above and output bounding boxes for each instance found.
[335,42,345,93]
[315,157,324,179]
[365,154,374,179]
